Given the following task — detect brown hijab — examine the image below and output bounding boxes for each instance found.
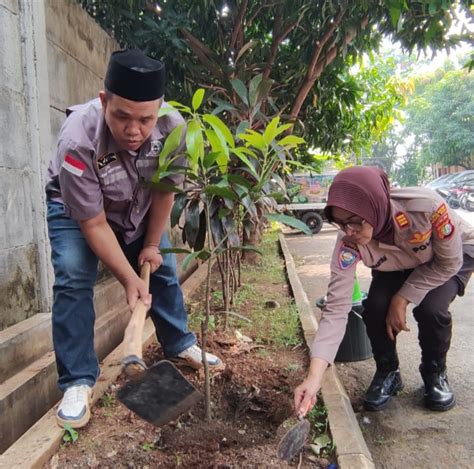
[325,166,395,244]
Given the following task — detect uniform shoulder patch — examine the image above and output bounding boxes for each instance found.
[394,212,410,229]
[338,243,360,270]
[430,203,455,240]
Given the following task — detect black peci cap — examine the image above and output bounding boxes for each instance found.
[104,49,165,101]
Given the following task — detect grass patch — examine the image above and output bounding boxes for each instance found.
[187,227,301,348]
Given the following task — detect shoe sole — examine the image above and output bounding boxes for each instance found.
[363,382,404,412]
[170,357,225,371]
[425,397,456,412]
[56,406,91,429]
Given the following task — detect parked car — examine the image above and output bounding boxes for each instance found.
[437,170,474,190]
[425,173,459,189]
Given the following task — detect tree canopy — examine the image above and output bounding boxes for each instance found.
[80,0,472,157]
[404,68,474,169]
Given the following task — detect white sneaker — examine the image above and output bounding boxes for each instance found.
[172,344,224,370]
[56,384,92,428]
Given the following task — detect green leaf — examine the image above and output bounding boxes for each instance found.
[63,424,79,444]
[210,98,237,113]
[166,101,191,114]
[182,251,201,271]
[235,120,250,137]
[235,40,255,63]
[159,124,184,167]
[204,185,238,200]
[277,135,305,148]
[230,148,257,176]
[203,114,235,148]
[147,179,183,192]
[192,88,205,111]
[184,199,200,248]
[388,7,401,28]
[230,245,262,255]
[249,74,263,107]
[203,151,220,169]
[227,173,253,189]
[255,78,273,104]
[186,119,204,164]
[265,213,312,235]
[205,129,229,170]
[158,106,177,118]
[170,193,188,227]
[239,129,266,150]
[230,78,249,106]
[262,117,292,146]
[194,211,207,251]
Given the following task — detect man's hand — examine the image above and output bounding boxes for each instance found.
[294,374,320,417]
[124,275,152,312]
[138,246,163,273]
[386,293,410,341]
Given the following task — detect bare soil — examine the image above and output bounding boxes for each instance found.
[47,247,332,468]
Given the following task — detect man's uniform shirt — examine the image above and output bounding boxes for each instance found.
[312,187,474,364]
[46,98,185,243]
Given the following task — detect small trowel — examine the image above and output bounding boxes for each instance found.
[277,414,311,461]
[117,262,203,426]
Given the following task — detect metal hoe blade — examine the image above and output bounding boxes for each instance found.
[277,418,311,461]
[118,360,203,427]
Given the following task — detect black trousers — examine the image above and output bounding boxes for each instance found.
[362,252,473,369]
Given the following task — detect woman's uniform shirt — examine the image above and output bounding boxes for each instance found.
[311,187,474,364]
[45,98,185,244]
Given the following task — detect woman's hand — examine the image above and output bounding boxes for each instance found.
[138,245,163,273]
[386,293,410,341]
[294,374,321,417]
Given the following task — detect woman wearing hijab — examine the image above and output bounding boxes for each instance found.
[294,166,474,415]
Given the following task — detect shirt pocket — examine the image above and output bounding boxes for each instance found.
[99,168,134,212]
[137,157,159,183]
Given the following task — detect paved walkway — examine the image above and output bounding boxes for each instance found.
[285,220,473,469]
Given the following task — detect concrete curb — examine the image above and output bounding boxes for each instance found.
[279,233,374,469]
[0,261,211,469]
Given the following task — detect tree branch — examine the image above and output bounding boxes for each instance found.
[230,0,249,51]
[289,13,369,124]
[179,28,226,82]
[262,9,305,80]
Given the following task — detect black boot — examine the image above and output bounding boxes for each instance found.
[363,369,404,411]
[420,360,455,411]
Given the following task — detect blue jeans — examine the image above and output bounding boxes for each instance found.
[47,201,196,391]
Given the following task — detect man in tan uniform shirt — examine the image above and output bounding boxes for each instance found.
[295,167,473,415]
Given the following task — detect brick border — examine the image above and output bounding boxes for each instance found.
[279,233,374,469]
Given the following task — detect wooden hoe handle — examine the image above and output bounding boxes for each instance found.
[121,262,151,378]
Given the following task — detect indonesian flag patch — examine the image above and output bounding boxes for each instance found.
[62,154,86,177]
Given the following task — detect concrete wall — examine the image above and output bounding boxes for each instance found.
[0,0,40,329]
[0,0,118,330]
[45,0,117,142]
[0,0,188,331]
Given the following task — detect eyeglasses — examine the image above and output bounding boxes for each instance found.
[331,219,366,233]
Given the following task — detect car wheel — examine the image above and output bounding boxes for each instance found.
[301,211,323,234]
